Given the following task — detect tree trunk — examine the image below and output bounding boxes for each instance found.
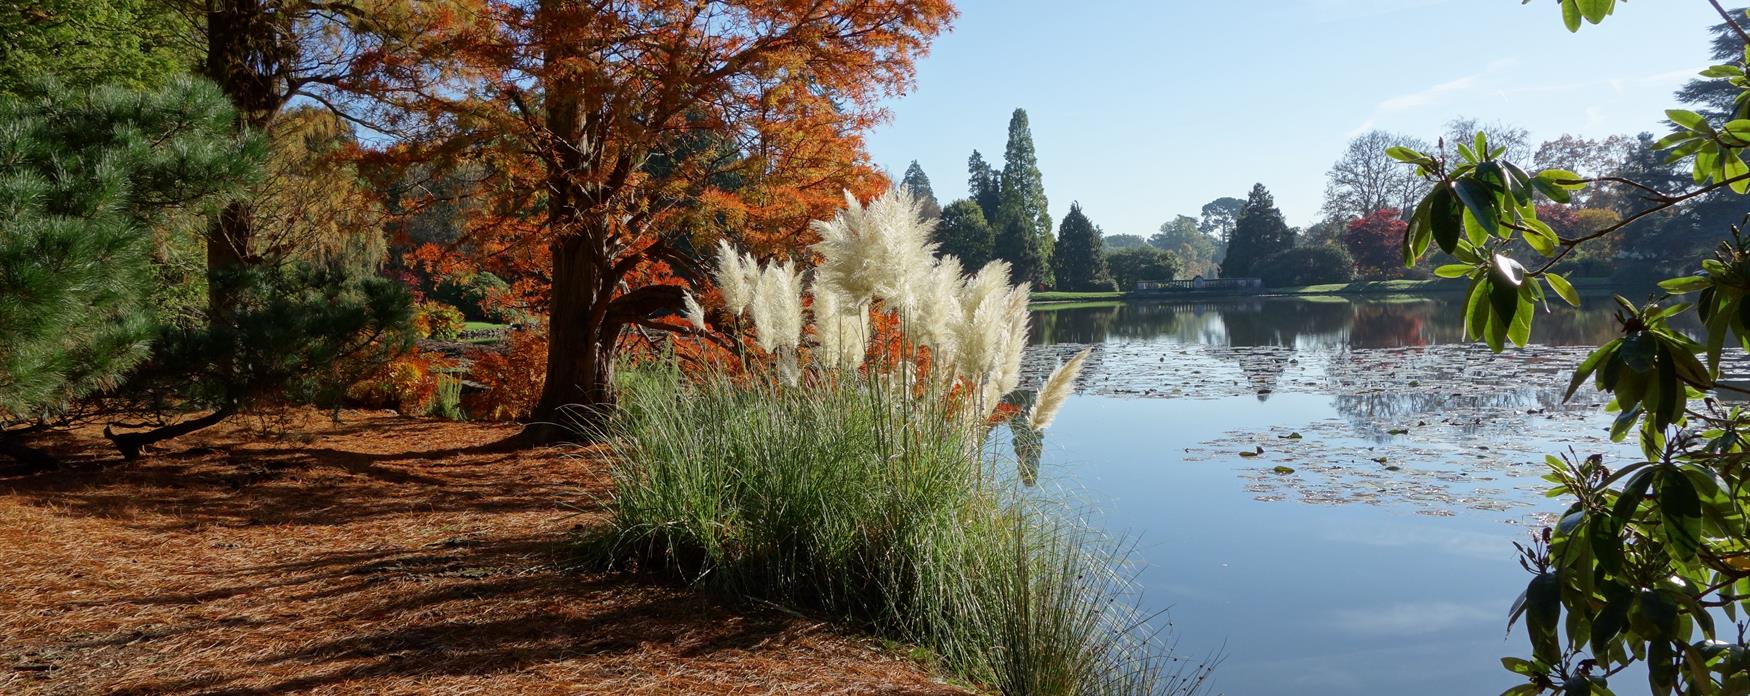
[527,230,618,443]
[203,0,279,319]
[103,409,234,461]
[123,0,291,454]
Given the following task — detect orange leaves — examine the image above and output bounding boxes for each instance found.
[358,1,954,416]
[347,348,458,416]
[463,330,547,422]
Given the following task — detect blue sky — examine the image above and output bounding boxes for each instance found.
[866,0,1727,236]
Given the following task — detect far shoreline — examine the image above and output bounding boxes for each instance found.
[1029,276,1649,307]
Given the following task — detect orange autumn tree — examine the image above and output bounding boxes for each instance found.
[410,0,953,438]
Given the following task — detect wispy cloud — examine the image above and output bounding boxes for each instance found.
[1302,0,1452,21]
[1345,59,1522,137]
[1377,75,1478,113]
[1492,67,1700,99]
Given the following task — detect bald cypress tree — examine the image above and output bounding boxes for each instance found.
[1051,203,1114,291]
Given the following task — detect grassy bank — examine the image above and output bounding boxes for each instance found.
[584,364,1212,696]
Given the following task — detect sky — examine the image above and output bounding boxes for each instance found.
[865,0,1730,236]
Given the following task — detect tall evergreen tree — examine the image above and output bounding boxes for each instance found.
[1,78,261,470]
[1676,7,1749,119]
[993,214,1045,288]
[1220,184,1296,279]
[967,149,1002,223]
[997,108,1054,285]
[934,199,994,268]
[1050,203,1114,291]
[899,160,941,220]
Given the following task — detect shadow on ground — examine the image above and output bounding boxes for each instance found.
[0,411,963,696]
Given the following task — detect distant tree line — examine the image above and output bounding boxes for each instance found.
[1318,16,1750,285]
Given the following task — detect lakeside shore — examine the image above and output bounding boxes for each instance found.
[1031,277,1636,307]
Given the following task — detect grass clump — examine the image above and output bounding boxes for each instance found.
[595,364,1210,695]
[586,189,1215,695]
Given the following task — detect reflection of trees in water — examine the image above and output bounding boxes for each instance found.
[1220,299,1351,348]
[1330,388,1568,439]
[1002,389,1042,487]
[1348,302,1437,349]
[1029,296,1631,350]
[1031,302,1189,345]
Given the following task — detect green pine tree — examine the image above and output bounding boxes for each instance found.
[997,108,1054,286]
[899,160,941,220]
[966,149,1002,223]
[934,199,994,269]
[1220,184,1296,279]
[1050,203,1115,291]
[0,78,261,470]
[993,212,1045,287]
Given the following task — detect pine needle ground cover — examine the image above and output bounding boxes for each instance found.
[0,411,963,695]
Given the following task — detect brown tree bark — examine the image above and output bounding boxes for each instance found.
[102,1,293,458]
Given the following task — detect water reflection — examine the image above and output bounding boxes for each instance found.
[1030,295,1632,349]
[1022,293,1653,696]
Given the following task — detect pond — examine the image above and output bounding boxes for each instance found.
[1017,293,1701,695]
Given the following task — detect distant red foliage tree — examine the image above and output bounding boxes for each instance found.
[1342,208,1410,279]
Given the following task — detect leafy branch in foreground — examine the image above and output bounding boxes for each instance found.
[1399,4,1750,694]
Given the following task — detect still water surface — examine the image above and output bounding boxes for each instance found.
[1021,295,1674,695]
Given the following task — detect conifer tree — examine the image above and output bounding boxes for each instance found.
[0,78,261,470]
[997,108,1054,285]
[899,160,941,220]
[1220,183,1296,279]
[993,213,1046,288]
[967,149,1002,223]
[1050,203,1115,291]
[934,199,994,268]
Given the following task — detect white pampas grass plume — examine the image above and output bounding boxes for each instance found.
[809,188,938,308]
[714,240,758,317]
[905,258,964,369]
[777,349,802,387]
[751,259,804,352]
[952,260,1023,390]
[681,291,707,331]
[1027,348,1091,431]
[990,284,1032,399]
[810,285,868,371]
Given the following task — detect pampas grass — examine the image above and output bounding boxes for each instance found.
[592,364,1213,696]
[714,240,758,317]
[590,188,1210,696]
[681,292,707,332]
[750,260,803,352]
[1028,348,1092,431]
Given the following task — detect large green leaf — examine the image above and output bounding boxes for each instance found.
[1454,179,1499,235]
[1429,185,1464,254]
[1547,272,1580,307]
[1576,0,1614,23]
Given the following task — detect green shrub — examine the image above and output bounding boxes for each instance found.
[1254,245,1356,288]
